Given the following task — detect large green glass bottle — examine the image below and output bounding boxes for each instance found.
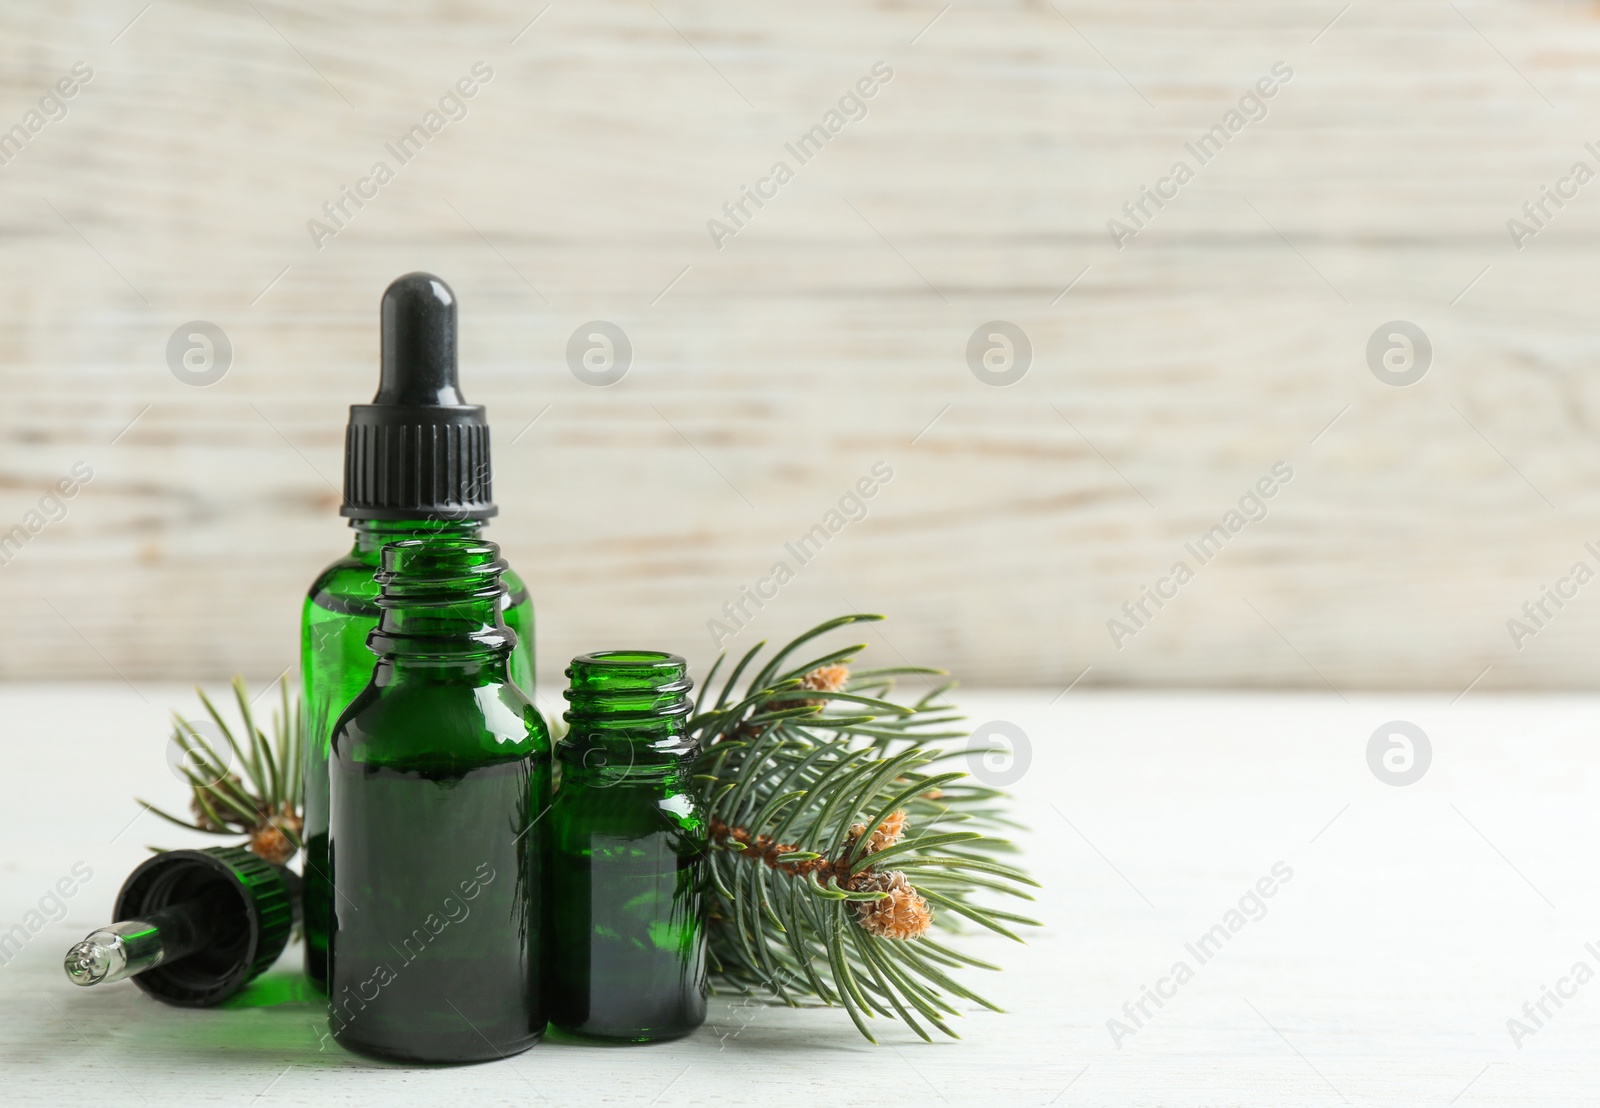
[550,651,708,1042]
[328,537,548,1063]
[301,272,534,989]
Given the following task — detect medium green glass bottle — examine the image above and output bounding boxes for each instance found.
[301,272,535,989]
[302,520,532,988]
[328,537,548,1063]
[550,651,708,1042]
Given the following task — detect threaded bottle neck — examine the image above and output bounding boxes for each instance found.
[366,537,515,660]
[561,652,695,773]
[351,517,482,556]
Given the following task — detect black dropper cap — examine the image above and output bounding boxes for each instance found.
[93,847,299,1007]
[341,272,497,521]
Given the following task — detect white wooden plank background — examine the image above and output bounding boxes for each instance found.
[2,1,1600,690]
[4,686,1597,1105]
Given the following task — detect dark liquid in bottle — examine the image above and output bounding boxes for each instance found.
[329,758,544,1062]
[550,782,706,1041]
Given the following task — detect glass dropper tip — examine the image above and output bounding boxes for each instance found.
[63,935,120,986]
[62,923,157,987]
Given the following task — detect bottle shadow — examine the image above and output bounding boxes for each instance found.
[26,970,910,1072]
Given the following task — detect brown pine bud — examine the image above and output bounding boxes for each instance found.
[800,664,850,692]
[853,870,933,939]
[848,808,908,856]
[249,823,295,866]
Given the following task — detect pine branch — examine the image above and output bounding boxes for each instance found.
[691,614,1038,1042]
[146,675,304,865]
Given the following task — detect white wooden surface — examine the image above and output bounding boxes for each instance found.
[3,685,1598,1105]
[4,2,1600,690]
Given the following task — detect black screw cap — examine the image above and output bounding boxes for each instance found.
[113,847,300,1007]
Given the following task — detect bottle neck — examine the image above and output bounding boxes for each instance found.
[349,518,483,558]
[374,654,510,686]
[560,651,696,771]
[365,537,515,669]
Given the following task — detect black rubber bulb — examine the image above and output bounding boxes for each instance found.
[377,272,465,405]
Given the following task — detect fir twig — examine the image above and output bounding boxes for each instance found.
[143,675,305,864]
[692,614,1038,1042]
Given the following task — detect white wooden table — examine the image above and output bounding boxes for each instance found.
[3,685,1596,1106]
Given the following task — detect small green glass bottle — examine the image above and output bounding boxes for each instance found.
[550,651,708,1042]
[301,272,535,990]
[328,537,549,1063]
